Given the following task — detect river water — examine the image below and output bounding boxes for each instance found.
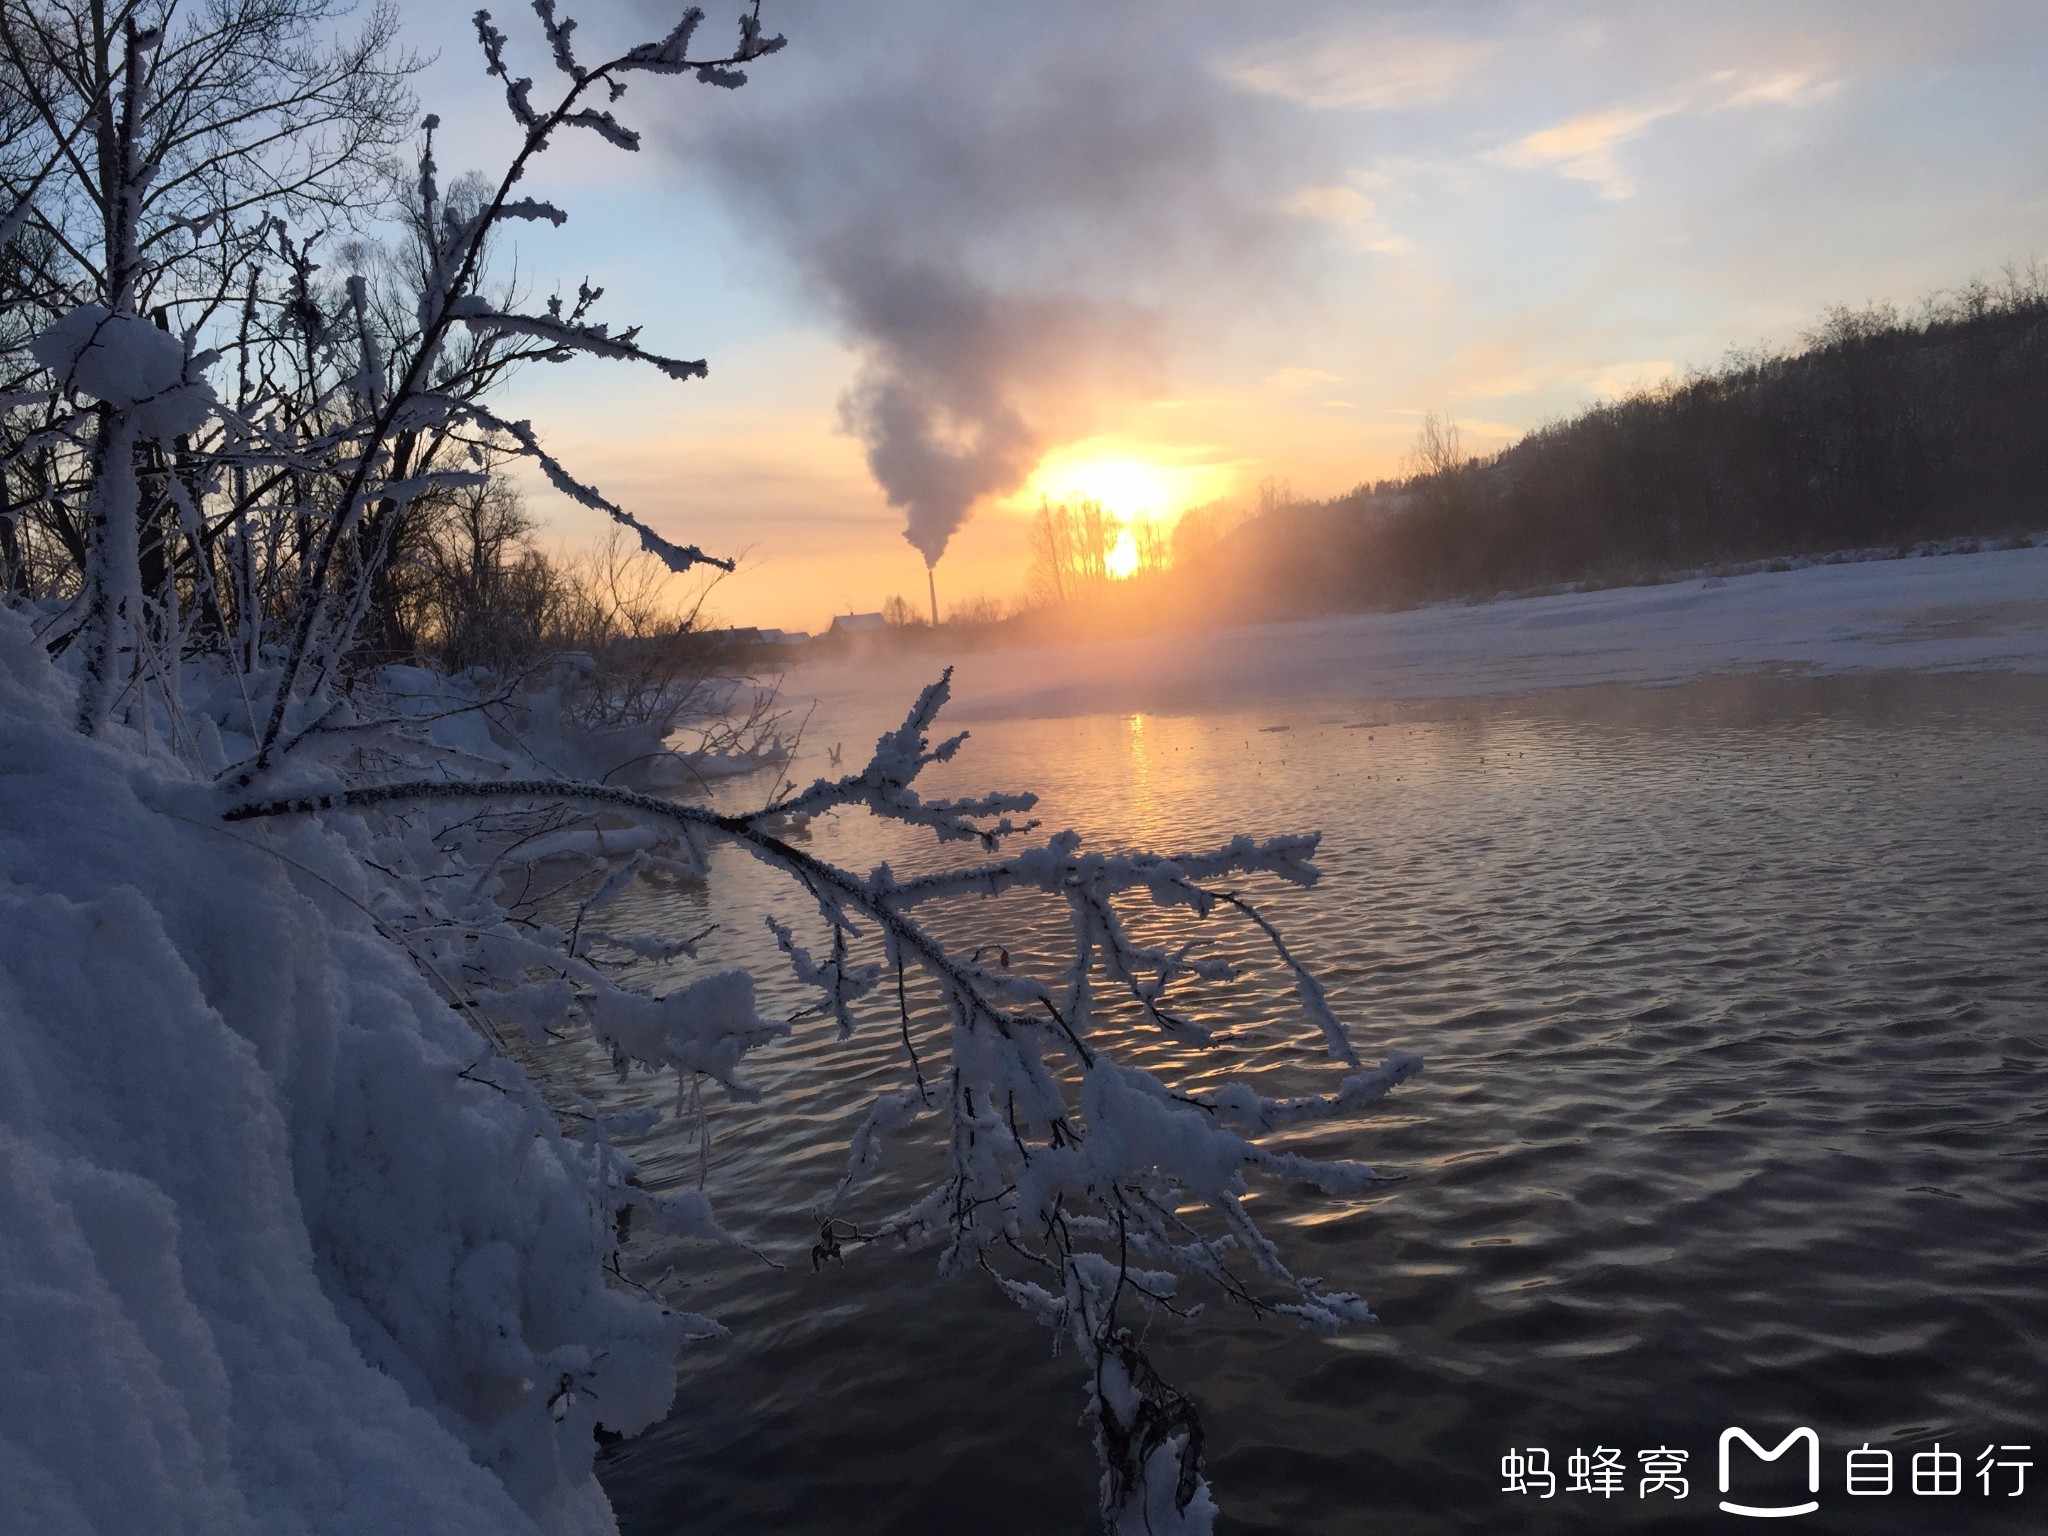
[575,664,2048,1535]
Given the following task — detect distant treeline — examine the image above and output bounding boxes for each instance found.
[1186,265,2048,616]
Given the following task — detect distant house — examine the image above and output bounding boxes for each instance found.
[826,612,887,637]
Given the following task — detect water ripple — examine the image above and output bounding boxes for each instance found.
[582,671,2048,1536]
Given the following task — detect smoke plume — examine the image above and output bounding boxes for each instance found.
[673,1,1308,567]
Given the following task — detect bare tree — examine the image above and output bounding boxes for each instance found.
[945,590,1005,625]
[0,0,420,725]
[1407,412,1464,478]
[1025,494,1118,606]
[1,0,781,749]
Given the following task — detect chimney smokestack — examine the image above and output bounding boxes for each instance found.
[927,566,938,627]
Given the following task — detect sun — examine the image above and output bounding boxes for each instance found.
[1104,528,1140,580]
[1043,457,1177,518]
[1023,444,1216,522]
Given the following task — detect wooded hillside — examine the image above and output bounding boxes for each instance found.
[1190,270,2048,616]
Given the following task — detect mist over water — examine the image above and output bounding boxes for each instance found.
[570,668,2048,1535]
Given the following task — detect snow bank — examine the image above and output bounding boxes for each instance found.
[801,542,2048,722]
[0,607,685,1536]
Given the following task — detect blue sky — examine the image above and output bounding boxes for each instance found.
[398,2,2048,630]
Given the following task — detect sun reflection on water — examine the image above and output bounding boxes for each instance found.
[1124,711,1159,838]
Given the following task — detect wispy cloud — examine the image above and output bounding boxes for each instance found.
[1588,358,1679,398]
[1218,27,1494,112]
[1494,102,1682,199]
[1456,353,1680,402]
[1718,69,1841,110]
[1284,178,1411,253]
[1494,68,1842,199]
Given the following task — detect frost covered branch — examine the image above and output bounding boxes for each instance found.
[224,669,1422,1531]
[244,3,785,770]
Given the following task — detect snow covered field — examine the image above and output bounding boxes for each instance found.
[809,544,2048,723]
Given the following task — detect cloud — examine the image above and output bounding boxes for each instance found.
[1454,352,1679,402]
[1720,68,1841,110]
[1284,178,1411,253]
[1588,358,1679,398]
[1494,66,1842,199]
[1494,102,1680,199]
[1218,28,1495,112]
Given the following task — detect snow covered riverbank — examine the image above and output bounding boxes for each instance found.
[0,611,690,1536]
[802,543,2048,723]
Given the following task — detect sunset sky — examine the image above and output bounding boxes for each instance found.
[401,2,2048,632]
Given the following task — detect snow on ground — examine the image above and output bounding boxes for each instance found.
[0,608,679,1536]
[806,544,2048,722]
